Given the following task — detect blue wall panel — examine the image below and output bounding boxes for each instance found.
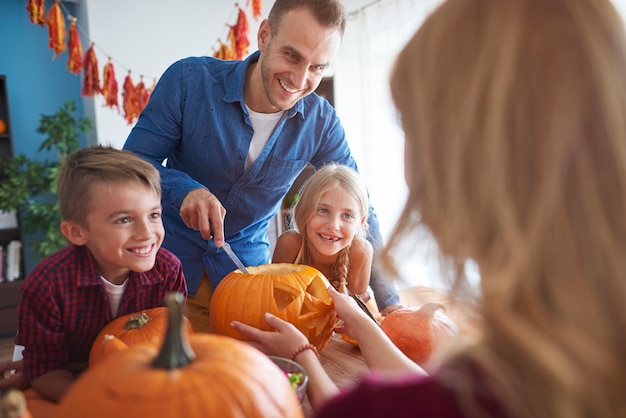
[0,0,88,271]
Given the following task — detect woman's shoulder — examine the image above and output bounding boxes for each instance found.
[317,370,503,418]
[316,373,454,417]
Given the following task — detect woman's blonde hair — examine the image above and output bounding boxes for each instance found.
[290,164,369,288]
[386,0,626,416]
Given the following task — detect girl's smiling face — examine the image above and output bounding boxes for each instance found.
[305,187,366,258]
[63,180,164,284]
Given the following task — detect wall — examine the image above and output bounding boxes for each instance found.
[0,0,90,271]
[0,0,269,272]
[83,0,268,148]
[0,0,89,157]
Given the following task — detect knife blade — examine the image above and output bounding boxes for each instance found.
[352,294,381,326]
[222,242,249,274]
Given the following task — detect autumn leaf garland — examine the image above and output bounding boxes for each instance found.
[26,0,262,124]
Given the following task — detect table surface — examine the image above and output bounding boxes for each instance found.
[300,333,368,417]
[298,286,481,417]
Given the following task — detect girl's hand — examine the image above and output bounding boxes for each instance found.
[231,313,309,358]
[329,286,372,338]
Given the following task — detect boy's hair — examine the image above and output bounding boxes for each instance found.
[57,146,161,225]
[268,0,346,36]
[292,164,369,239]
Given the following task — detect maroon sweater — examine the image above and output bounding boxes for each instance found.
[316,367,506,418]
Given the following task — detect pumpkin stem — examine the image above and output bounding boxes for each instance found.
[419,303,446,319]
[151,292,196,369]
[125,312,150,329]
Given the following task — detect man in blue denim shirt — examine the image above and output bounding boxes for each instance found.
[124,0,403,332]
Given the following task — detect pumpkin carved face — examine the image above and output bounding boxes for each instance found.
[210,263,336,351]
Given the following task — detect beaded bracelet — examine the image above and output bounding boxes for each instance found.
[291,343,321,362]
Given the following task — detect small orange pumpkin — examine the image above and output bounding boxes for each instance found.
[55,293,302,418]
[89,307,193,366]
[210,263,336,351]
[381,303,459,368]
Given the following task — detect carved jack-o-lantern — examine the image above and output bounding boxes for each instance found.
[210,263,336,351]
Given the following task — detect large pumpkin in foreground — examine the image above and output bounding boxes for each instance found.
[55,293,302,418]
[210,263,336,351]
[381,303,459,370]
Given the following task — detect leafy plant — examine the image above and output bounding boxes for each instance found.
[0,100,92,259]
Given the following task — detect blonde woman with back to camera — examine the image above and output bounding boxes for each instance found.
[232,0,626,416]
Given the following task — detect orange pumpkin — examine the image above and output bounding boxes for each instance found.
[210,263,336,351]
[55,293,302,418]
[381,303,459,368]
[0,118,6,134]
[89,307,193,366]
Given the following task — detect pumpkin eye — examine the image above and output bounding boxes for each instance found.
[273,284,299,311]
[305,280,327,300]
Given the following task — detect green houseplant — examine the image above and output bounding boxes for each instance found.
[0,101,92,259]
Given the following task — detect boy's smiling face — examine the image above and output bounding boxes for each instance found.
[62,180,164,284]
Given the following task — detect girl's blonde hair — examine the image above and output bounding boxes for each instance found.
[290,164,369,289]
[387,0,626,416]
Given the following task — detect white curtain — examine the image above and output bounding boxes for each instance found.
[334,0,447,290]
[334,0,626,292]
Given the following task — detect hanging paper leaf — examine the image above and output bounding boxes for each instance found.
[214,38,234,60]
[231,6,249,60]
[226,27,238,60]
[82,43,101,97]
[141,78,156,109]
[249,0,262,20]
[136,76,150,115]
[67,17,83,75]
[102,58,119,110]
[26,0,46,26]
[47,0,66,58]
[137,76,155,112]
[122,72,142,124]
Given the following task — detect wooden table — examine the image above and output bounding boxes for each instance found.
[300,333,368,417]
[297,286,482,417]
